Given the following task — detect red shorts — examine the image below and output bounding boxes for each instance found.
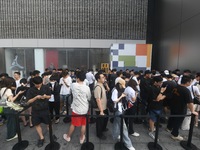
[71,111,86,127]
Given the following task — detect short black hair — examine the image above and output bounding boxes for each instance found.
[181,75,191,84]
[32,76,43,84]
[95,72,101,81]
[14,71,21,76]
[20,78,27,84]
[153,76,163,82]
[76,71,86,82]
[32,70,40,76]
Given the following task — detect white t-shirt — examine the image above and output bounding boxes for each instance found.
[70,83,91,114]
[59,76,72,95]
[111,89,123,113]
[15,79,21,88]
[131,76,140,91]
[49,82,55,102]
[187,85,200,99]
[124,86,136,103]
[86,72,95,84]
[0,87,13,103]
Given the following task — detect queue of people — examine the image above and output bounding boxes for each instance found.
[0,68,200,150]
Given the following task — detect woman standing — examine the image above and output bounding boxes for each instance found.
[0,77,24,141]
[112,78,135,150]
[124,79,140,137]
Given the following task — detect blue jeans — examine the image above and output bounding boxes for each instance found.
[112,110,133,148]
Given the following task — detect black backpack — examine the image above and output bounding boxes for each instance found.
[90,85,102,108]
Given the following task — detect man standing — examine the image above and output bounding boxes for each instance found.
[26,76,51,147]
[94,72,109,140]
[63,71,91,144]
[13,71,21,89]
[166,76,198,140]
[86,69,95,92]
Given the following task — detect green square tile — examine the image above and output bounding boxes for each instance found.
[119,56,135,66]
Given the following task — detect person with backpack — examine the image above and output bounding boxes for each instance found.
[94,72,109,140]
[112,78,135,150]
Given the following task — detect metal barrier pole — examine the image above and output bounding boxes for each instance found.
[180,113,197,150]
[134,99,142,124]
[81,114,94,150]
[12,110,29,150]
[148,114,163,150]
[89,104,96,124]
[115,114,127,150]
[45,114,60,150]
[63,95,71,123]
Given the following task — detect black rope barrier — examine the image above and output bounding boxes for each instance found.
[45,114,60,150]
[148,114,163,150]
[12,107,30,150]
[81,114,94,150]
[63,94,71,123]
[5,108,198,150]
[114,114,128,150]
[180,113,197,150]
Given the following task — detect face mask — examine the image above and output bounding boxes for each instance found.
[50,82,55,84]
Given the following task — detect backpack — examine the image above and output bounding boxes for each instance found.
[90,85,102,109]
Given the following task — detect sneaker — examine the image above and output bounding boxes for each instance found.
[171,135,184,141]
[37,139,44,147]
[149,128,156,132]
[127,146,135,150]
[63,134,70,142]
[6,134,18,141]
[165,128,172,133]
[149,132,160,141]
[80,135,85,144]
[55,119,60,124]
[131,132,140,137]
[117,135,120,140]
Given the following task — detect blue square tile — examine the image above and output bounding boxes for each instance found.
[119,44,124,50]
[113,61,118,67]
[113,50,118,55]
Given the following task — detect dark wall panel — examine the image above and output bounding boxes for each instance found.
[0,0,148,40]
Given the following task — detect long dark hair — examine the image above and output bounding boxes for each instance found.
[0,77,14,89]
[127,79,138,92]
[115,83,125,94]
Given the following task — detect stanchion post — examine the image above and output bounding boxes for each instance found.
[148,114,163,150]
[134,99,142,124]
[81,114,94,150]
[12,110,29,150]
[180,113,198,150]
[89,103,96,124]
[63,94,71,123]
[115,114,127,150]
[45,114,60,150]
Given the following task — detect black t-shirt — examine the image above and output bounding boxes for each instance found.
[140,77,153,103]
[149,85,163,110]
[169,85,193,114]
[15,86,30,103]
[26,85,51,112]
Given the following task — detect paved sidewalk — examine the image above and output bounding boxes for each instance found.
[0,118,200,150]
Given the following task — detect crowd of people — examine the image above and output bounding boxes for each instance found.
[0,68,200,150]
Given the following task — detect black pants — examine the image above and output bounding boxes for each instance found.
[49,102,60,120]
[167,112,185,137]
[124,105,137,134]
[95,109,109,137]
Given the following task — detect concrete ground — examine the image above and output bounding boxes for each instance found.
[0,117,200,150]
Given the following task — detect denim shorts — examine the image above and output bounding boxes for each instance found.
[149,110,162,122]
